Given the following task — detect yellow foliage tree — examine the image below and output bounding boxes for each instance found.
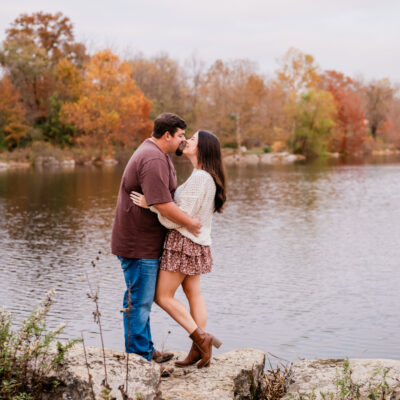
[61,50,152,153]
[53,58,82,102]
[276,47,320,94]
[0,76,29,148]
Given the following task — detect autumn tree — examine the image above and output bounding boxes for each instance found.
[196,59,267,149]
[5,11,86,67]
[274,48,322,151]
[0,34,51,122]
[0,76,29,149]
[319,70,368,155]
[61,50,152,153]
[363,79,395,139]
[0,12,87,123]
[183,54,206,130]
[128,53,187,120]
[377,96,400,147]
[38,58,83,145]
[276,47,320,95]
[288,88,336,157]
[261,79,293,146]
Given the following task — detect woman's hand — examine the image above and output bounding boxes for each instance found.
[130,191,149,209]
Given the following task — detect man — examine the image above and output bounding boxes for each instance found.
[111,113,201,363]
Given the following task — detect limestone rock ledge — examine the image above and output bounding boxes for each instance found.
[44,346,161,400]
[284,358,400,400]
[44,346,265,400]
[160,348,266,400]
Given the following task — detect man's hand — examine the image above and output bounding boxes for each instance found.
[130,191,149,209]
[153,202,202,236]
[187,217,201,237]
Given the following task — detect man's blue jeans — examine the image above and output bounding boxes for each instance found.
[118,257,159,361]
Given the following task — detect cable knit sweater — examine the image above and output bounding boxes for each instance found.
[150,168,216,246]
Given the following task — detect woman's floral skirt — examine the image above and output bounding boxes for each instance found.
[159,229,212,275]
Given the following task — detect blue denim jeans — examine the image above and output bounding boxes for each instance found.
[118,256,159,361]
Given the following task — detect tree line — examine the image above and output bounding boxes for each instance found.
[0,12,399,158]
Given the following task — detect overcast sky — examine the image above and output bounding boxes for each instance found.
[1,0,399,81]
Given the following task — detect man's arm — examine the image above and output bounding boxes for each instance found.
[153,202,201,236]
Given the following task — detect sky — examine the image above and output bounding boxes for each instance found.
[1,0,399,82]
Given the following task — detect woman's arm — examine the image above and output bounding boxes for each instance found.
[130,172,207,230]
[130,191,201,235]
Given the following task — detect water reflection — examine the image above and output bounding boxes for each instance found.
[1,159,400,361]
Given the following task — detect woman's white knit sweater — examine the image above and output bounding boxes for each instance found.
[150,169,216,246]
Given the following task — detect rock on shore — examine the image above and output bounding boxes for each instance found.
[284,358,400,400]
[45,346,161,400]
[223,152,305,166]
[45,346,265,400]
[160,348,266,400]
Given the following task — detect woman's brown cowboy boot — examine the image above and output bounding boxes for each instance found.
[174,343,201,367]
[189,328,222,368]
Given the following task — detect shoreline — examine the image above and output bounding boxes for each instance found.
[20,344,400,400]
[1,148,400,171]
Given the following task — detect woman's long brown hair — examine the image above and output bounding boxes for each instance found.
[197,130,227,213]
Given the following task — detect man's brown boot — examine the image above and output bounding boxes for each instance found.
[189,328,222,368]
[174,343,201,367]
[152,350,174,363]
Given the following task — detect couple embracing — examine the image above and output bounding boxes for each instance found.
[111,113,226,369]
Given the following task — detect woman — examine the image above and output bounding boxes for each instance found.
[130,130,226,368]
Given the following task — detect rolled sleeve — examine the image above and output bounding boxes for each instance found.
[139,158,173,206]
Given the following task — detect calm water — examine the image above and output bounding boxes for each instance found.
[1,157,400,362]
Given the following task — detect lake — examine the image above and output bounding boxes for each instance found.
[1,156,400,362]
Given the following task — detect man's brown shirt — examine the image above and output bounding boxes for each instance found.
[111,139,177,258]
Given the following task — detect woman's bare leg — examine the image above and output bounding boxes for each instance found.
[182,275,207,330]
[155,270,197,334]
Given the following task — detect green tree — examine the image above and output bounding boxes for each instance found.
[288,88,336,157]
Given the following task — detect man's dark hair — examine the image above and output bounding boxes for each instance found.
[153,113,187,138]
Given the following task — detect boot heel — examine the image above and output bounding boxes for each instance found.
[212,336,222,349]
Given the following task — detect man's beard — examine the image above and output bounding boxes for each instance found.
[175,141,186,156]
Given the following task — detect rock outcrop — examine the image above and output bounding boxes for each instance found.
[224,152,305,166]
[44,346,265,400]
[285,358,400,400]
[160,348,266,400]
[46,346,161,400]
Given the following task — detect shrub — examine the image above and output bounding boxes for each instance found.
[0,289,80,399]
[263,146,272,153]
[222,141,238,149]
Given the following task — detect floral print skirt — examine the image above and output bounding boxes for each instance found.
[159,229,212,275]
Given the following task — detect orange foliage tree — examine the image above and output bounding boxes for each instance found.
[61,50,152,153]
[0,76,29,148]
[320,70,368,155]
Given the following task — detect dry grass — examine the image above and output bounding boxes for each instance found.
[254,354,292,400]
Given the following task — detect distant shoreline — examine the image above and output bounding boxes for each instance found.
[1,146,399,171]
